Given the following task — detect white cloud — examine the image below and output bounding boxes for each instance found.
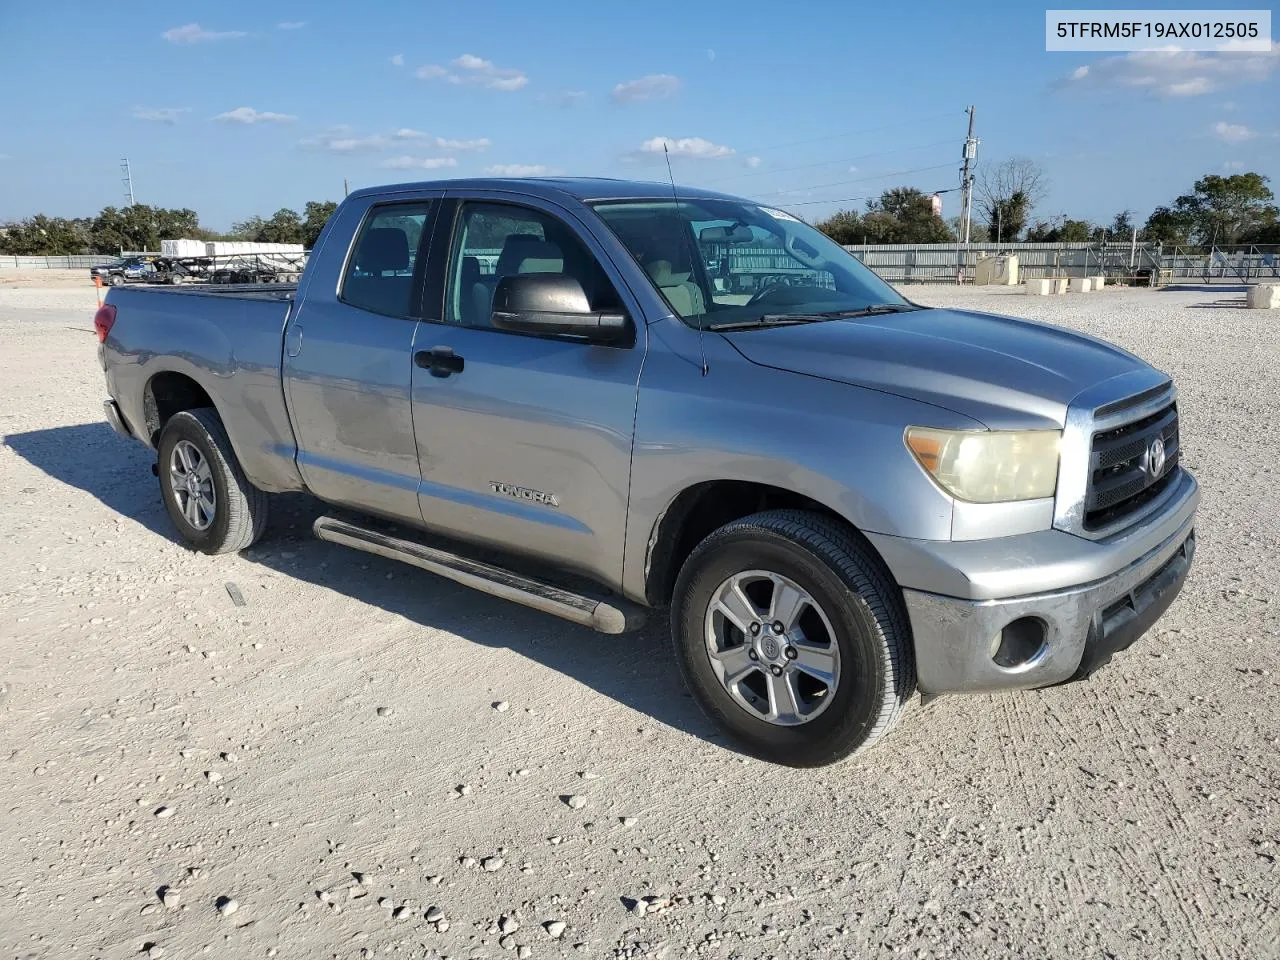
[381,156,459,170]
[1212,120,1256,142]
[485,164,553,176]
[214,106,296,124]
[637,136,734,159]
[1223,160,1246,170]
[277,21,306,29]
[612,74,681,104]
[162,23,246,43]
[390,54,404,66]
[538,90,587,108]
[744,156,761,168]
[433,137,490,151]
[707,49,716,61]
[1062,44,1280,97]
[304,128,488,153]
[133,106,190,124]
[416,54,528,91]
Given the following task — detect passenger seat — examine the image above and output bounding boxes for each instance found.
[645,260,706,318]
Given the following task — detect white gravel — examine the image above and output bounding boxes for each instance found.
[0,277,1277,958]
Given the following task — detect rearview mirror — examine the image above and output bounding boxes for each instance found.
[491,274,630,343]
[698,225,753,244]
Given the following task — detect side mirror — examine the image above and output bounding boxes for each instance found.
[490,274,630,343]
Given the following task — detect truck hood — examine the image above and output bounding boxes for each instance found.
[721,307,1147,429]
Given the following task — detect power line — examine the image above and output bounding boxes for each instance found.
[624,111,959,171]
[760,162,957,199]
[784,183,960,209]
[705,138,955,185]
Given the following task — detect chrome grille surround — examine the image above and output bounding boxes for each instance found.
[1054,369,1182,541]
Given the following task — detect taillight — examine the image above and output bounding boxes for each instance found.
[94,304,117,343]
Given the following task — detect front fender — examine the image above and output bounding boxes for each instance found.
[620,323,979,602]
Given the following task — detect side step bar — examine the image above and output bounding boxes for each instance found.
[312,516,646,635]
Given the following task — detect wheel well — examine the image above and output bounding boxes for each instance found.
[644,481,847,607]
[143,372,214,444]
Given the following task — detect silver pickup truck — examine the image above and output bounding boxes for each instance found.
[97,177,1198,766]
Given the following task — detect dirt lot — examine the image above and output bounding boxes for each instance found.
[1,276,1277,960]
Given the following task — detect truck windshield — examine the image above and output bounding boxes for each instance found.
[591,198,908,329]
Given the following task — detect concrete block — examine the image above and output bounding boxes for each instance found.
[1247,283,1280,309]
[1053,278,1070,294]
[1069,277,1094,293]
[1092,275,1106,289]
[1024,279,1054,296]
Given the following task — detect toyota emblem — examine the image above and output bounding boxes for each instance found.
[1145,436,1166,478]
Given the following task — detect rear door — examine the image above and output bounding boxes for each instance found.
[282,190,443,523]
[407,192,647,586]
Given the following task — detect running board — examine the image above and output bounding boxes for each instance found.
[312,516,646,635]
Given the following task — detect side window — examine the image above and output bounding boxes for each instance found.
[445,202,620,329]
[340,202,433,318]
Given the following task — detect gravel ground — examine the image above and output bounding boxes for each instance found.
[1,278,1277,960]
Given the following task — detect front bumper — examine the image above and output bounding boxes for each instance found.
[874,470,1198,694]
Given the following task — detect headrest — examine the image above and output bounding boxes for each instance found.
[497,234,563,276]
[355,228,410,274]
[645,259,691,285]
[461,255,481,285]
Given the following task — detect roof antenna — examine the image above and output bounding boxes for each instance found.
[663,142,709,377]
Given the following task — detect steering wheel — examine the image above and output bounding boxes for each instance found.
[745,279,794,307]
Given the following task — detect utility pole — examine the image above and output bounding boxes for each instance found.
[120,158,135,206]
[343,177,350,197]
[958,106,978,243]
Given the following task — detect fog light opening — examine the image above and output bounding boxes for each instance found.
[991,617,1048,669]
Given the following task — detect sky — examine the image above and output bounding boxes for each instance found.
[0,0,1276,232]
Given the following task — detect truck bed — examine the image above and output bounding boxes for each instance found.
[116,283,297,301]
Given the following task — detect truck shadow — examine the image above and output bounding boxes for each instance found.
[5,421,732,756]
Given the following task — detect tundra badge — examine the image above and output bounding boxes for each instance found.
[489,481,560,508]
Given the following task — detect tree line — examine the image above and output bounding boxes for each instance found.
[814,164,1279,247]
[0,201,339,256]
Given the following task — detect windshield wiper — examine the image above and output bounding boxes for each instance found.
[706,314,833,332]
[816,303,919,319]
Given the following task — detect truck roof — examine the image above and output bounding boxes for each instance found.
[347,176,749,205]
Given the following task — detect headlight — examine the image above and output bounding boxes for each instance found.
[905,427,1060,503]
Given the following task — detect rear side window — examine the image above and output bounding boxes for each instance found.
[341,202,433,318]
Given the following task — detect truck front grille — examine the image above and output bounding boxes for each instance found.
[1084,402,1180,531]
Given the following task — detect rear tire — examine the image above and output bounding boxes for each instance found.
[671,509,915,767]
[157,408,268,554]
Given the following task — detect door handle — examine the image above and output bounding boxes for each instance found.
[285,324,303,358]
[415,346,465,378]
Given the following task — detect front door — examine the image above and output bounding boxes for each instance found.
[408,195,646,585]
[283,194,441,524]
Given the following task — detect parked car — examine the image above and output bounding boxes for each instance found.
[94,178,1198,766]
[90,256,156,286]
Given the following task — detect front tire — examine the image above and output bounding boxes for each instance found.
[671,510,915,767]
[157,408,268,554]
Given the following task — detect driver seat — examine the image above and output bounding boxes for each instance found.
[645,260,705,318]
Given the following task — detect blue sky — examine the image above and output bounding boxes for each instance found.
[0,0,1275,231]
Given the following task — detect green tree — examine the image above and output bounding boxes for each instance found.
[88,205,212,253]
[984,190,1030,243]
[1141,205,1194,245]
[258,208,306,244]
[0,215,91,255]
[814,209,863,245]
[1172,173,1277,244]
[302,201,339,248]
[868,188,953,242]
[1026,217,1093,242]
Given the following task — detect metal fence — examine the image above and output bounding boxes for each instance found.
[841,242,1163,284]
[1159,245,1280,283]
[0,254,120,269]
